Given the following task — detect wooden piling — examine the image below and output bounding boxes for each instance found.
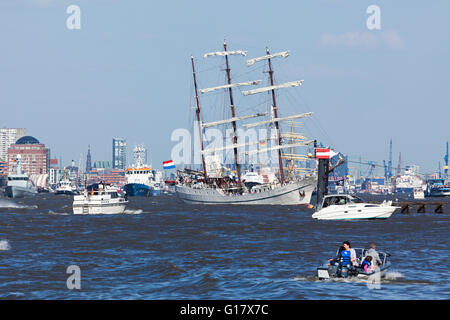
[394,201,447,214]
[400,204,410,214]
[435,204,443,214]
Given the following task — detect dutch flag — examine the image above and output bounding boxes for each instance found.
[163,160,176,170]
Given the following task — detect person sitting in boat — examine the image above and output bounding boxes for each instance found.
[365,242,383,267]
[327,246,345,266]
[342,241,357,266]
[360,256,374,273]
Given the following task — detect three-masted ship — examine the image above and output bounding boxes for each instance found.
[175,42,317,205]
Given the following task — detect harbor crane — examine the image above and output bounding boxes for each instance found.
[388,139,393,179]
[444,141,449,179]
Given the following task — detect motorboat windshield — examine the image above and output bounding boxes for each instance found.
[321,194,365,208]
[349,195,365,203]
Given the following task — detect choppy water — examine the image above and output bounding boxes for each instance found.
[0,194,448,299]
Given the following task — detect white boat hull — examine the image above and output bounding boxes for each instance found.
[175,177,316,205]
[73,202,127,215]
[317,263,391,280]
[5,186,38,198]
[312,203,399,220]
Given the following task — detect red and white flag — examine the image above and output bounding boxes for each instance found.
[315,148,338,159]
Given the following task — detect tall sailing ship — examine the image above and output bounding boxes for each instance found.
[175,42,317,205]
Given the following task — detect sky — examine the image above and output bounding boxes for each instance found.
[0,0,449,174]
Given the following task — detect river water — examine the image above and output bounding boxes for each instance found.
[0,193,448,299]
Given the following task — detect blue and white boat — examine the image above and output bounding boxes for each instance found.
[425,178,450,197]
[123,146,164,197]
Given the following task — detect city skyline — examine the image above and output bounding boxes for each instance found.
[1,0,449,173]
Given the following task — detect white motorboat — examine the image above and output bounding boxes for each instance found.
[312,194,399,220]
[73,183,128,215]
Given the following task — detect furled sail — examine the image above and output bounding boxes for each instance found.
[202,141,261,155]
[202,112,268,128]
[283,167,314,171]
[246,51,290,67]
[200,80,261,94]
[244,141,315,155]
[242,80,304,96]
[203,50,247,59]
[281,154,311,161]
[280,133,307,140]
[243,112,313,129]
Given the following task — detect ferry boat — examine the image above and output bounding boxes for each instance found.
[175,42,317,205]
[4,155,37,198]
[73,183,128,214]
[123,146,163,197]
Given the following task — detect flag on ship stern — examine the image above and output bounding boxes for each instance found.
[163,160,176,169]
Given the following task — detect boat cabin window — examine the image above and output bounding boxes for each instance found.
[323,196,348,207]
[349,196,364,203]
[8,177,28,181]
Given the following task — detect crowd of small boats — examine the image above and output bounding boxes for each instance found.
[1,44,448,219]
[1,153,403,219]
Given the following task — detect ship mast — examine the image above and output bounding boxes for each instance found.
[266,48,285,184]
[223,41,242,185]
[191,56,208,182]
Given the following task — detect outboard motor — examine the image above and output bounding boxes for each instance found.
[328,265,338,277]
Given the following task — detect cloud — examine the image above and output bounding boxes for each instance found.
[319,29,405,49]
[382,29,406,49]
